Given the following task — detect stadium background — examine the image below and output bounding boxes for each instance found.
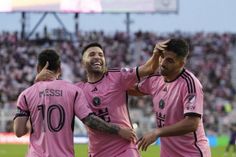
[0,0,236,157]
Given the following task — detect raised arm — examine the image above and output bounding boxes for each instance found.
[138,40,170,78]
[82,114,137,142]
[128,84,147,96]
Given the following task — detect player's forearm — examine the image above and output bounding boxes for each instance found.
[127,85,146,96]
[138,53,159,78]
[83,114,120,134]
[13,117,30,137]
[156,116,200,137]
[14,124,29,137]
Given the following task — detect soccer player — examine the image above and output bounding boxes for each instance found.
[131,39,211,157]
[36,41,165,157]
[13,49,137,157]
[75,41,165,157]
[224,123,236,157]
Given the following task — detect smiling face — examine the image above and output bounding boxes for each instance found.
[82,46,106,75]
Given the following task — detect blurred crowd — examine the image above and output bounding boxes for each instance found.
[1,30,236,135]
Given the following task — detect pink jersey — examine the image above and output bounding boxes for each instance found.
[76,68,140,157]
[138,69,211,157]
[15,80,92,157]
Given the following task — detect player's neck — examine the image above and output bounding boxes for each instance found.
[87,72,104,83]
[164,68,184,82]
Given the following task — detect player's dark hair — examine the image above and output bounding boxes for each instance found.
[166,38,189,58]
[82,42,103,56]
[38,49,61,72]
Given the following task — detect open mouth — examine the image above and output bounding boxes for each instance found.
[93,62,102,66]
[91,61,103,68]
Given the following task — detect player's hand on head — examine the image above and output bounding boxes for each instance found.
[153,39,170,55]
[118,127,137,143]
[136,131,159,151]
[35,61,55,82]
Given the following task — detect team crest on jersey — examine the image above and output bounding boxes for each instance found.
[159,99,165,109]
[93,97,101,106]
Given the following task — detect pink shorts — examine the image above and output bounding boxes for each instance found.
[89,148,140,157]
[116,148,140,157]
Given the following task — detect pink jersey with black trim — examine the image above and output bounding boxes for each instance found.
[16,80,91,157]
[76,67,140,157]
[138,69,211,157]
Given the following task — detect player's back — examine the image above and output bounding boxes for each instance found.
[22,80,81,157]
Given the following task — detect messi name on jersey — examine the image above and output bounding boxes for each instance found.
[39,89,63,97]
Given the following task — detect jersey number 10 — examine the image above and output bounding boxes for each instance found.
[37,104,65,132]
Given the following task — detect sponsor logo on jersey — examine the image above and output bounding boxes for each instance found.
[91,87,98,92]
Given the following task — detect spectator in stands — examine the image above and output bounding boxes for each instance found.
[5,120,13,132]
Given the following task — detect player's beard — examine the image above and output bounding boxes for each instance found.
[87,62,106,75]
[159,66,169,76]
[89,66,106,75]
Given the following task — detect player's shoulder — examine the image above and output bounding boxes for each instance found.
[180,69,199,82]
[179,69,202,89]
[53,80,80,91]
[107,67,136,75]
[19,86,31,97]
[146,73,161,79]
[74,80,87,88]
[104,68,122,77]
[23,83,39,94]
[108,67,136,73]
[58,81,86,97]
[56,79,75,86]
[141,73,162,83]
[107,68,120,72]
[17,83,38,99]
[138,73,162,86]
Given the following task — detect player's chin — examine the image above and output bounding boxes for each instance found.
[91,68,104,74]
[91,65,103,69]
[160,69,168,76]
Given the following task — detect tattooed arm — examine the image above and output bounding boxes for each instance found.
[82,114,119,134]
[82,114,137,142]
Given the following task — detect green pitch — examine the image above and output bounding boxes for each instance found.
[0,144,227,157]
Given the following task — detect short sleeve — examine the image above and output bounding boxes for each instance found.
[183,80,203,117]
[119,67,139,90]
[14,93,30,120]
[74,90,92,120]
[137,77,152,95]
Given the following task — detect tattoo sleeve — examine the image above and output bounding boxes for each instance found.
[82,114,120,134]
